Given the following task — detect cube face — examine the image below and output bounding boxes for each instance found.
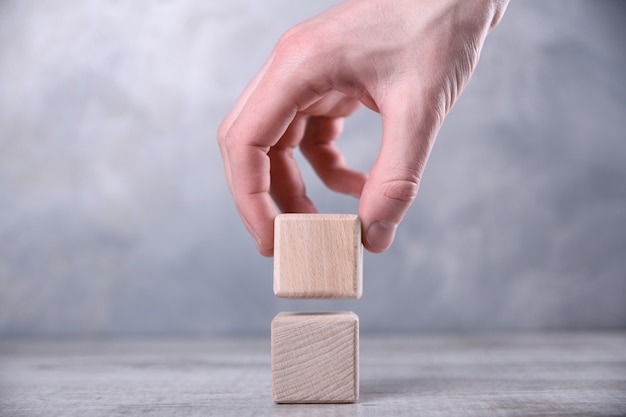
[271,312,359,404]
[273,214,363,299]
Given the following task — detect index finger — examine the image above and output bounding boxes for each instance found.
[218,55,323,256]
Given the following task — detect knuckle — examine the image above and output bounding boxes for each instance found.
[275,26,308,61]
[217,123,243,155]
[217,121,230,146]
[379,178,420,204]
[275,23,328,69]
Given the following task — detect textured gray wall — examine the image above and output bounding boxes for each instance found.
[1,0,625,337]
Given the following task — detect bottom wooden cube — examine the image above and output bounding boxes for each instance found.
[271,312,359,403]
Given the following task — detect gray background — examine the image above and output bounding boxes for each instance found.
[1,0,624,338]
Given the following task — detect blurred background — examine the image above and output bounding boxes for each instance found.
[0,0,624,338]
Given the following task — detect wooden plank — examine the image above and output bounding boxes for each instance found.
[273,213,363,299]
[271,312,359,403]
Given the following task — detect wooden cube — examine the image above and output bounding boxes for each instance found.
[271,312,359,403]
[273,214,363,299]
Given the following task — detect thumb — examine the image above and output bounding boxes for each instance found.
[359,94,443,252]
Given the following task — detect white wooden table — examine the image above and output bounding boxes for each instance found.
[1,333,625,416]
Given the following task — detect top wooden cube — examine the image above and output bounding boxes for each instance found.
[273,214,363,299]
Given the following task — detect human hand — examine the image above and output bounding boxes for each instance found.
[218,0,508,256]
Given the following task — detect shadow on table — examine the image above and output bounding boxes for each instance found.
[360,376,438,402]
[269,378,429,417]
[271,402,360,417]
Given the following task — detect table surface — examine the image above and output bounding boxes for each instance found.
[1,333,625,417]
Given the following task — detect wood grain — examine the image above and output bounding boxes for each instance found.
[273,213,363,299]
[271,312,359,403]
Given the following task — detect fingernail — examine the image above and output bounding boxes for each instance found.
[366,221,398,252]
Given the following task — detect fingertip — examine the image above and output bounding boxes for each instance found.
[237,195,277,258]
[337,169,367,199]
[248,221,274,257]
[258,245,274,258]
[363,220,398,253]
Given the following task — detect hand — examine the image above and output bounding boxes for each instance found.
[218,0,508,256]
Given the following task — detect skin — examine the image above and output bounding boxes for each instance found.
[218,0,509,257]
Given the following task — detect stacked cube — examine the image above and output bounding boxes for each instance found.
[271,214,362,403]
